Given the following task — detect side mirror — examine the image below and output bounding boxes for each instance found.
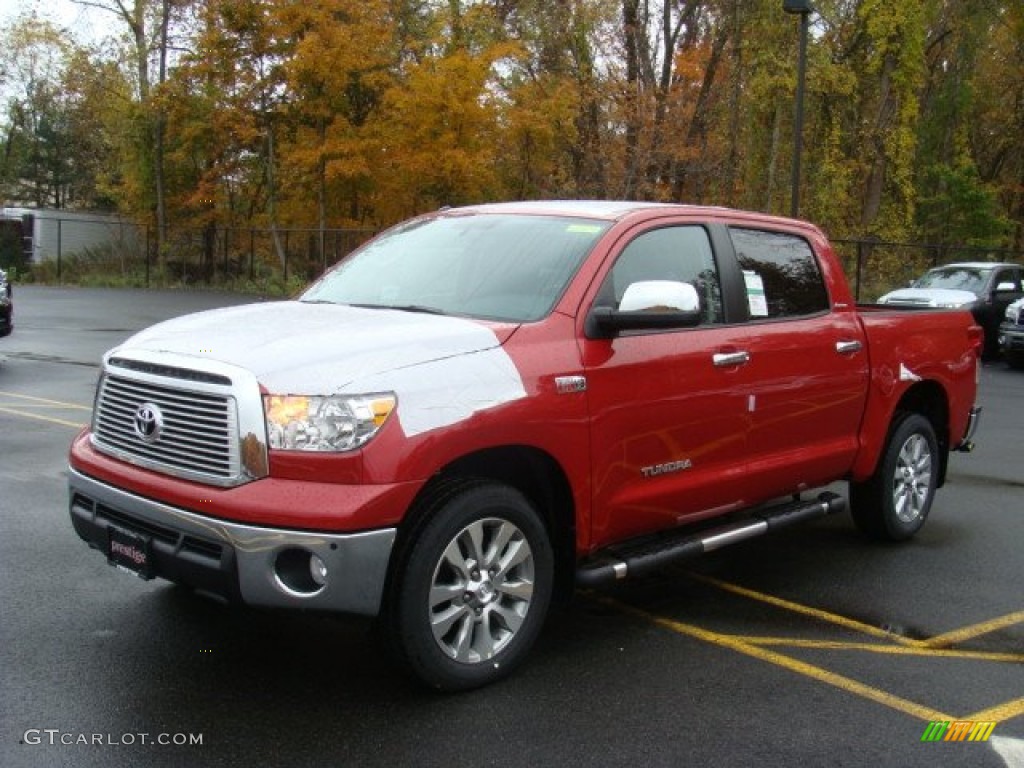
[588,280,702,338]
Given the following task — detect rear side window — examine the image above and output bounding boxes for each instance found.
[729,228,829,319]
[994,268,1023,291]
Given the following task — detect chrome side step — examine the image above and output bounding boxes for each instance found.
[575,492,846,587]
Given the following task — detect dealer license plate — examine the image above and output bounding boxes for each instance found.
[107,526,154,579]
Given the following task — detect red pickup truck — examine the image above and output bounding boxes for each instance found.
[68,202,982,690]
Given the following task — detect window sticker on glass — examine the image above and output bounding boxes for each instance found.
[566,224,604,234]
[744,270,768,317]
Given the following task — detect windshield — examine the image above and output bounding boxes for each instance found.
[913,267,991,294]
[301,213,611,322]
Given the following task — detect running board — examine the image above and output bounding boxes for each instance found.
[576,492,846,587]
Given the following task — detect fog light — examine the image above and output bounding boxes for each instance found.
[310,554,328,587]
[274,548,327,596]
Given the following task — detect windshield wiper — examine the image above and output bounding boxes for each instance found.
[389,304,448,316]
[348,303,448,316]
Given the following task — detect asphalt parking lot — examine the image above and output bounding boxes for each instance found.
[1,286,1022,768]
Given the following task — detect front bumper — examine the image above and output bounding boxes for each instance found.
[998,323,1024,353]
[69,468,396,616]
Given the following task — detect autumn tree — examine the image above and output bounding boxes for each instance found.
[70,0,182,262]
[493,0,609,198]
[4,0,1024,262]
[365,2,511,220]
[959,1,1023,249]
[278,0,394,233]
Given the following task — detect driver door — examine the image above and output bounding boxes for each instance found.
[580,224,753,548]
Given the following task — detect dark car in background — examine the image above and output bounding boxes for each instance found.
[878,262,1024,358]
[1000,297,1024,369]
[0,268,11,338]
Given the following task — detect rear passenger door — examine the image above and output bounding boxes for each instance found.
[726,227,869,504]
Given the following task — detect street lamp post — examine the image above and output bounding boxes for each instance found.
[784,0,813,219]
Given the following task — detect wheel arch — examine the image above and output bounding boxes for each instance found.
[386,445,577,608]
[855,380,951,488]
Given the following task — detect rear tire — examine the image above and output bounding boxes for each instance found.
[850,412,939,541]
[383,480,553,691]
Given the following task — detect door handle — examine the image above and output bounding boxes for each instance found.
[713,351,750,368]
[836,340,863,355]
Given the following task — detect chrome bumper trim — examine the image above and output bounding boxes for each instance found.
[69,468,395,616]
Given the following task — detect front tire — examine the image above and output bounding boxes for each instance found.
[384,481,553,691]
[850,412,939,541]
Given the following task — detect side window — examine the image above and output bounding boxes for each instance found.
[729,228,829,319]
[600,226,723,324]
[995,268,1023,292]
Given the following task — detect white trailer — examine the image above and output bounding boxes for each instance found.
[0,208,142,264]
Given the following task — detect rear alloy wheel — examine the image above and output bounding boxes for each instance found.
[851,412,939,541]
[386,481,553,691]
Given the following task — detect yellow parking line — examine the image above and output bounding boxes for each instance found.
[0,406,87,429]
[732,636,1024,663]
[0,403,89,410]
[0,390,92,410]
[963,697,1024,723]
[922,611,1024,649]
[598,595,955,722]
[689,573,928,647]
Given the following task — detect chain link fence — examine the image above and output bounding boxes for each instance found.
[3,213,1021,299]
[0,215,376,292]
[154,226,377,287]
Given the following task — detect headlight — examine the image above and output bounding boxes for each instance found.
[264,393,396,452]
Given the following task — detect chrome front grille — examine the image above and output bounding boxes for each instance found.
[93,373,241,485]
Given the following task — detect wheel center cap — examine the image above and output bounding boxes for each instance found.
[476,581,496,603]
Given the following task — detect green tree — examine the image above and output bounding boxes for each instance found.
[967,2,1024,249]
[0,16,124,210]
[76,0,181,260]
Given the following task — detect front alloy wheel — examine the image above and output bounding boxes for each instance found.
[385,480,553,691]
[429,517,535,663]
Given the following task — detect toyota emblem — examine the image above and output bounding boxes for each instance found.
[133,402,164,444]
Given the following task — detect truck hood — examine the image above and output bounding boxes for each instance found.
[112,301,519,395]
[877,288,977,307]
